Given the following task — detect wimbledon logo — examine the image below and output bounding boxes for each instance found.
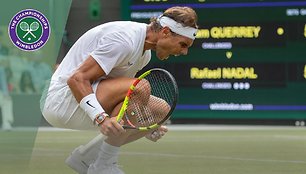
[8,9,50,51]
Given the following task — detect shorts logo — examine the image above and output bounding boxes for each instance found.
[8,9,50,51]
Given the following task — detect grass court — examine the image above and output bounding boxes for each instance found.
[1,125,306,174]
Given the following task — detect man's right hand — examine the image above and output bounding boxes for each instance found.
[99,117,125,136]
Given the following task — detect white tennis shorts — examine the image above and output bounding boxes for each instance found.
[41,80,99,131]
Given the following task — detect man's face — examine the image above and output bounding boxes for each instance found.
[154,29,194,60]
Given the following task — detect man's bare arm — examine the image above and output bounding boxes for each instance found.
[67,56,105,103]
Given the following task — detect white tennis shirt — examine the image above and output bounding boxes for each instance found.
[52,21,151,83]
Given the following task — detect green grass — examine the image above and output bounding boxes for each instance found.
[1,126,306,174]
[0,130,38,174]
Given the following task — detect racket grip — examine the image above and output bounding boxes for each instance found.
[122,125,137,129]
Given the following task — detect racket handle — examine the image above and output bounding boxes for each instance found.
[122,125,137,129]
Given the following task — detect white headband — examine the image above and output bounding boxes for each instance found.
[158,16,198,40]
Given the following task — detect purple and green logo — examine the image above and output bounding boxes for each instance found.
[8,9,50,51]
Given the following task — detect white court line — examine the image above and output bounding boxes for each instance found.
[166,124,305,131]
[6,147,306,165]
[30,125,306,131]
[4,125,305,132]
[121,151,306,164]
[16,147,306,165]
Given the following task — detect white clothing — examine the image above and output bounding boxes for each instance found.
[0,92,14,130]
[52,21,151,83]
[87,142,123,174]
[0,67,14,130]
[42,21,151,130]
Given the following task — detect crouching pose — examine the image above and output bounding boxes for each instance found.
[41,6,198,174]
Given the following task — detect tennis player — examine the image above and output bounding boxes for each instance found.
[41,6,198,174]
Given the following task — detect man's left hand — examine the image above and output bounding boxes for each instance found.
[145,125,168,142]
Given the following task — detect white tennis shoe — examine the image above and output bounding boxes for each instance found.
[87,162,125,174]
[65,145,92,174]
[65,145,124,174]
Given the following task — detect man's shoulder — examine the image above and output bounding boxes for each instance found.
[97,20,144,27]
[87,21,145,36]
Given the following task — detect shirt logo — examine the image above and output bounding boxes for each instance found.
[8,9,51,51]
[128,61,134,66]
[86,101,96,108]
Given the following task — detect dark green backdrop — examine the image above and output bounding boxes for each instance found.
[122,0,306,120]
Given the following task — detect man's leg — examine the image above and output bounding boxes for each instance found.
[66,101,154,174]
[65,134,105,174]
[87,95,171,174]
[0,93,14,131]
[66,77,168,174]
[66,77,137,174]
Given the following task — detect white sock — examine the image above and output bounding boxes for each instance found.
[76,134,105,165]
[98,142,120,164]
[79,134,105,155]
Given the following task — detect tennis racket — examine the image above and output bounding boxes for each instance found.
[116,68,178,131]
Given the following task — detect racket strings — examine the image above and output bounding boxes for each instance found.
[152,72,175,105]
[127,72,175,127]
[128,80,155,127]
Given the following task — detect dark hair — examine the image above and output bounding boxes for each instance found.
[20,71,36,93]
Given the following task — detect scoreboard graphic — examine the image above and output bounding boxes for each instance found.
[122,0,306,121]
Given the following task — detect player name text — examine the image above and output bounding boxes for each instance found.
[196,26,261,39]
[190,67,258,79]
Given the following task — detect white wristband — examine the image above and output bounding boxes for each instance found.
[79,93,105,121]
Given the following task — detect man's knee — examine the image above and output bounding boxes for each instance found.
[133,79,151,104]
